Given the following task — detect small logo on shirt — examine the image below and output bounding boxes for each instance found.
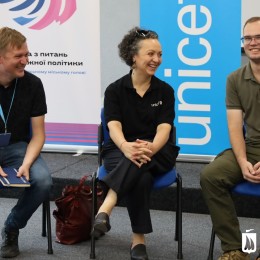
[151,101,162,107]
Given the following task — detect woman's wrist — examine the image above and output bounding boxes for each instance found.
[119,140,127,149]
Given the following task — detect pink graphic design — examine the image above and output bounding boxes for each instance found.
[30,0,76,30]
[0,0,77,30]
[45,123,98,146]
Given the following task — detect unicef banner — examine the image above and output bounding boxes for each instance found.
[140,0,241,161]
[0,0,100,153]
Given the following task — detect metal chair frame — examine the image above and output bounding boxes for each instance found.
[90,109,183,259]
[42,200,53,254]
[207,181,260,260]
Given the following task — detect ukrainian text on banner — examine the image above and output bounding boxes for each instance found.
[0,0,100,153]
[140,0,241,161]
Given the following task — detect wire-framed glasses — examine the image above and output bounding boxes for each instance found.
[241,35,260,44]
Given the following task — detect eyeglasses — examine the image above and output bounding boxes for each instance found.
[135,29,158,38]
[241,35,260,44]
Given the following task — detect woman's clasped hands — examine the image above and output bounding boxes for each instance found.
[120,139,153,167]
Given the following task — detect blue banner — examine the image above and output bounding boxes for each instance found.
[140,0,241,160]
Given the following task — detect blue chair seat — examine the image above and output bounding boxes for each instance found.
[232,181,260,197]
[98,165,177,190]
[153,168,177,189]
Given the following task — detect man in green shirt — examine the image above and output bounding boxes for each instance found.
[200,17,260,260]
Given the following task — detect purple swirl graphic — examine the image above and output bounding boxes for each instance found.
[0,0,77,30]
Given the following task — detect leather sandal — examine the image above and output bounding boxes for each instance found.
[130,244,148,260]
[91,212,111,238]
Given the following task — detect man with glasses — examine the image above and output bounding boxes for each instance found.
[200,17,260,260]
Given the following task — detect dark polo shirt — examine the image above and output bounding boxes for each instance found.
[0,71,47,143]
[104,71,175,143]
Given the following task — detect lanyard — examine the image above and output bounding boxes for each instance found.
[0,78,18,133]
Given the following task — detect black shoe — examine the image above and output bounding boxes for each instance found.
[91,212,111,238]
[130,244,148,260]
[94,231,105,240]
[1,228,20,258]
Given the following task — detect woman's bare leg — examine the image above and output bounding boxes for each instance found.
[97,188,117,216]
[131,233,145,248]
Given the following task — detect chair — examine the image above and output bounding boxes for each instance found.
[207,181,260,260]
[90,108,183,259]
[1,121,53,254]
[41,199,53,254]
[0,185,53,254]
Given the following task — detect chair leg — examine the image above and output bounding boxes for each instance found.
[176,173,183,259]
[174,175,180,241]
[90,172,98,259]
[42,200,53,254]
[42,202,46,237]
[207,227,215,260]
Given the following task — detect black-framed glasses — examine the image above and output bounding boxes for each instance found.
[135,29,158,38]
[241,35,260,44]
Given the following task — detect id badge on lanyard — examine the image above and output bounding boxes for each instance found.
[0,133,11,147]
[0,78,17,146]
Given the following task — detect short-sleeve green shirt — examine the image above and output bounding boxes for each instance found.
[226,63,260,147]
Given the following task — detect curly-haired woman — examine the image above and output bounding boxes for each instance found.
[92,26,179,260]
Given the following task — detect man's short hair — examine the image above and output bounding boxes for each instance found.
[243,16,260,30]
[0,27,26,53]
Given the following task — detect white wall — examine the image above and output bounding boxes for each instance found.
[100,0,139,97]
[242,0,260,31]
[241,0,259,65]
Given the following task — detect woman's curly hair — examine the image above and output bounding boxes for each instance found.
[118,26,159,67]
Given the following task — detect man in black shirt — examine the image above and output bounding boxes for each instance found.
[0,27,52,258]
